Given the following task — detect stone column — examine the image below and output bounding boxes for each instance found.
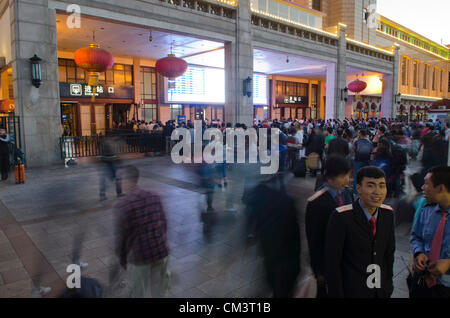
[10,0,61,167]
[334,23,347,120]
[325,63,336,121]
[224,0,253,126]
[381,44,399,119]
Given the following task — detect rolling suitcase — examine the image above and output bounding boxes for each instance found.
[293,158,306,178]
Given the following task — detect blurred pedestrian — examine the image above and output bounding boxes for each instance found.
[99,137,123,200]
[0,128,10,180]
[115,165,170,298]
[244,174,300,298]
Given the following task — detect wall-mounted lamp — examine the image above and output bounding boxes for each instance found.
[341,87,348,102]
[30,55,42,88]
[243,76,252,97]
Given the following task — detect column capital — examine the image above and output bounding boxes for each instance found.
[338,23,347,34]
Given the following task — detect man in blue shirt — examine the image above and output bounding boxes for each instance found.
[410,165,450,298]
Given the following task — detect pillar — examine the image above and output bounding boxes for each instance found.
[328,23,347,120]
[381,44,399,119]
[11,0,61,167]
[224,0,253,126]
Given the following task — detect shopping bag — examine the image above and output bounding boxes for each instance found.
[294,274,317,298]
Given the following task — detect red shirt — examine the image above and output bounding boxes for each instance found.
[115,187,169,265]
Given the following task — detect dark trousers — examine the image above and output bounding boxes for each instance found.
[265,258,299,298]
[0,153,9,180]
[316,281,328,298]
[100,161,122,197]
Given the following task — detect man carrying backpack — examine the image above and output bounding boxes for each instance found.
[389,138,408,198]
[352,129,373,194]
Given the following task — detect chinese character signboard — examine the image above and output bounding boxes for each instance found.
[60,83,133,99]
[275,95,309,105]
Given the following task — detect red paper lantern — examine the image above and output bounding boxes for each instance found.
[74,43,114,74]
[74,43,114,102]
[348,79,367,93]
[156,54,188,80]
[371,103,377,110]
[356,102,363,109]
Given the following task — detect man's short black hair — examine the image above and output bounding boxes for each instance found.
[336,128,344,137]
[428,166,450,192]
[359,129,368,137]
[122,165,140,183]
[324,155,352,179]
[356,166,386,185]
[327,127,333,134]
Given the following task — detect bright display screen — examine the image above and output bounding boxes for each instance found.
[167,66,268,105]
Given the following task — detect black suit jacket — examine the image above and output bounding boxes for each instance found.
[324,202,395,298]
[327,137,349,157]
[305,187,353,278]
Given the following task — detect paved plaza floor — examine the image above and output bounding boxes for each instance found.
[0,154,412,298]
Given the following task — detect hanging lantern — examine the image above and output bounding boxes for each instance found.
[74,42,114,101]
[348,79,367,93]
[156,54,188,80]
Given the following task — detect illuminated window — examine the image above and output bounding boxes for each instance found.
[413,61,418,88]
[423,64,429,89]
[57,58,133,86]
[312,0,321,11]
[401,57,409,86]
[142,104,157,122]
[432,67,436,91]
[170,104,183,120]
[140,67,157,101]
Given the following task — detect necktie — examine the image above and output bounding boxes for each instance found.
[427,212,448,287]
[370,216,377,237]
[429,212,449,262]
[335,192,344,207]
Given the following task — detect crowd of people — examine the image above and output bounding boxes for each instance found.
[56,115,450,299]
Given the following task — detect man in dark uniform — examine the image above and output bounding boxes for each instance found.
[325,166,395,298]
[305,155,353,298]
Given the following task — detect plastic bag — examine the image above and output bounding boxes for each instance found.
[294,274,317,298]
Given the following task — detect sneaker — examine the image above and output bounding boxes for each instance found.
[78,261,89,268]
[39,286,52,295]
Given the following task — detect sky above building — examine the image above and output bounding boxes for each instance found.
[377,0,450,46]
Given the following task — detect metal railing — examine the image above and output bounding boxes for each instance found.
[60,132,167,160]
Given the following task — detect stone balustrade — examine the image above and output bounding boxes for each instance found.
[159,0,237,19]
[251,12,338,48]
